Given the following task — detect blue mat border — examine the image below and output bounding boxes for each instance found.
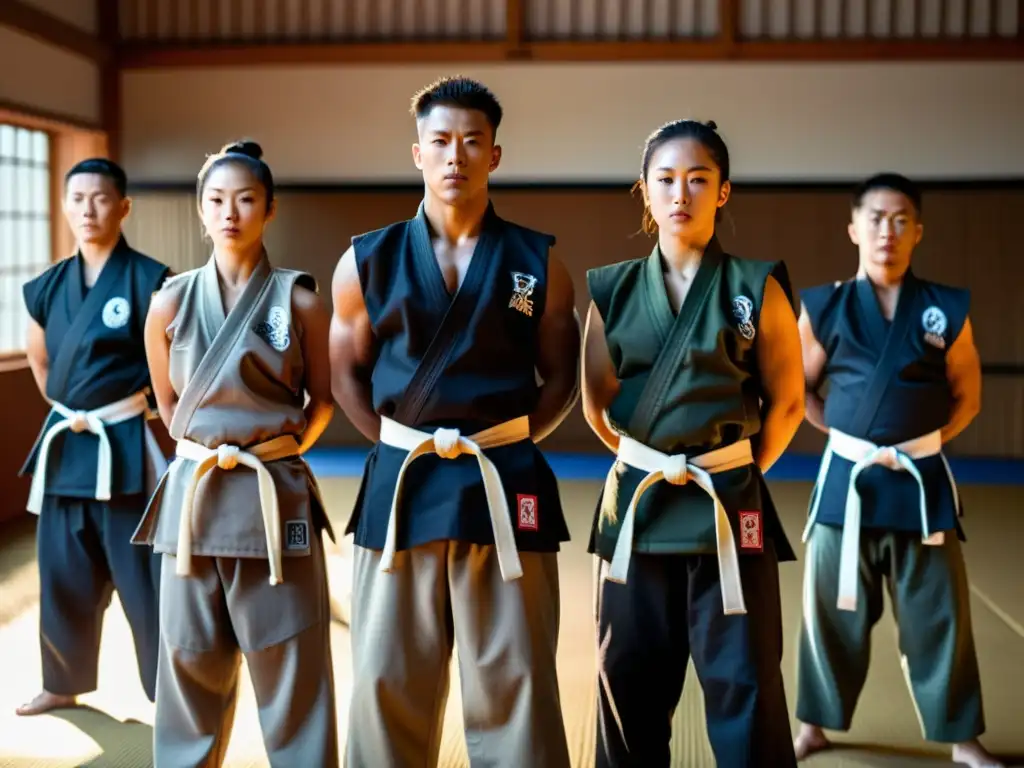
[304,449,1024,486]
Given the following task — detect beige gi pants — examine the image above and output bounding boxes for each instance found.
[345,540,570,768]
[154,533,338,768]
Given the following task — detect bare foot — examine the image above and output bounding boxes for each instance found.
[15,690,78,716]
[952,739,1004,768]
[794,723,831,761]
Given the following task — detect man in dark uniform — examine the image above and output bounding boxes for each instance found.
[330,76,580,767]
[17,158,170,716]
[793,173,1003,768]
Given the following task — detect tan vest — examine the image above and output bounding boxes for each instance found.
[134,254,330,558]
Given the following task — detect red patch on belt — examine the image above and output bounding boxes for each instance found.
[739,510,763,552]
[517,494,539,531]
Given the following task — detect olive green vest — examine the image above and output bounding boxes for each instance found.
[586,238,796,560]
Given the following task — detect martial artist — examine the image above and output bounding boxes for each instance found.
[581,119,806,768]
[330,76,580,767]
[17,158,169,716]
[134,140,338,767]
[793,173,1002,768]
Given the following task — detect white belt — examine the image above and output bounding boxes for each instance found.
[803,428,957,612]
[27,390,158,515]
[175,434,302,586]
[378,415,531,582]
[608,436,756,615]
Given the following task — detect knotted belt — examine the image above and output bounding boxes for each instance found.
[175,434,302,586]
[27,390,162,515]
[608,435,756,616]
[802,428,957,612]
[377,415,532,583]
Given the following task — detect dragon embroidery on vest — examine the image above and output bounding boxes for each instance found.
[732,295,756,341]
[254,306,290,351]
[509,272,537,317]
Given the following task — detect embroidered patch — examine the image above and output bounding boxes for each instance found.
[253,305,290,351]
[517,494,539,531]
[739,510,763,552]
[731,295,756,341]
[509,272,537,317]
[922,305,947,349]
[284,520,309,551]
[101,297,131,329]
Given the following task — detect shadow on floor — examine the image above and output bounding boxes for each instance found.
[53,705,153,768]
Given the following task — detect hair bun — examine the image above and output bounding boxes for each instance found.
[704,120,718,131]
[221,139,263,160]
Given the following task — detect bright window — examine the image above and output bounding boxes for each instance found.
[0,123,51,355]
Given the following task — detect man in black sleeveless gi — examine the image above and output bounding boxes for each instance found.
[793,173,1003,768]
[17,158,169,717]
[330,77,580,767]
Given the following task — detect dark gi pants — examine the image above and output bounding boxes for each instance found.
[595,543,797,768]
[37,494,160,700]
[795,524,985,742]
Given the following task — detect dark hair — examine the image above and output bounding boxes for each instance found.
[410,76,503,138]
[196,140,275,212]
[65,158,127,197]
[852,173,922,217]
[635,119,731,234]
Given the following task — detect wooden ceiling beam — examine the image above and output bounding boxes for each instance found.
[0,0,110,62]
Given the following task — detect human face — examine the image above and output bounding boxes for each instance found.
[198,163,274,254]
[849,188,922,284]
[644,137,729,245]
[412,105,501,206]
[63,173,129,247]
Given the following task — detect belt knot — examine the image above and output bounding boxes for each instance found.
[217,444,240,470]
[663,454,689,485]
[433,428,464,460]
[68,411,91,434]
[876,446,902,471]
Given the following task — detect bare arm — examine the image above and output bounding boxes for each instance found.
[580,301,622,453]
[25,319,50,401]
[754,276,806,472]
[797,301,830,435]
[328,246,380,443]
[530,252,581,442]
[940,315,982,444]
[293,284,335,453]
[144,287,181,429]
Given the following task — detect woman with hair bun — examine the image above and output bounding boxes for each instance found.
[135,140,338,767]
[582,119,805,767]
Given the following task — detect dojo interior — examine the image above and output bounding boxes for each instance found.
[1,1,1023,766]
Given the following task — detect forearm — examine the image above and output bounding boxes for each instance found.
[756,397,805,473]
[940,394,980,444]
[332,372,381,443]
[804,390,829,434]
[298,400,334,453]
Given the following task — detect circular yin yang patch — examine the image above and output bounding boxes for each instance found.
[102,297,131,329]
[922,306,947,336]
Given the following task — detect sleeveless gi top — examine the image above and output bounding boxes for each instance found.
[21,236,169,499]
[587,237,797,562]
[345,200,570,553]
[133,253,331,558]
[802,271,970,535]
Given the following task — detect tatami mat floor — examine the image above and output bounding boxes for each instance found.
[0,479,1022,767]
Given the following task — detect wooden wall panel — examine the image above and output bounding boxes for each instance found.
[114,0,1018,41]
[122,184,1024,457]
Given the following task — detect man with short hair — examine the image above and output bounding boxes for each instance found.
[331,76,580,767]
[17,158,169,717]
